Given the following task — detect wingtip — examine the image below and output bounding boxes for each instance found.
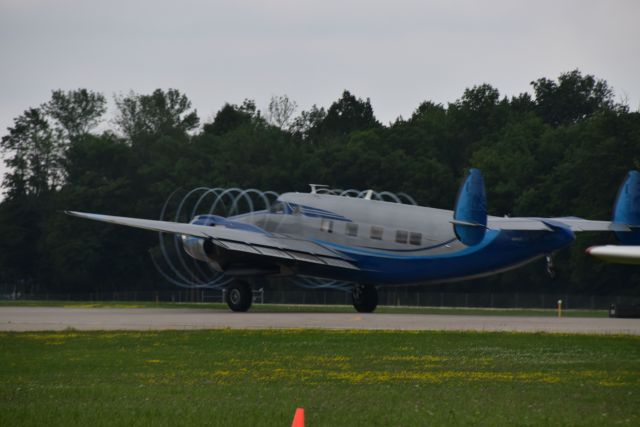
[65,210,90,218]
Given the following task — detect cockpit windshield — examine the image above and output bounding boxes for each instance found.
[192,215,218,226]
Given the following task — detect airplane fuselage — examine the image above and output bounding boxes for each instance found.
[212,192,575,286]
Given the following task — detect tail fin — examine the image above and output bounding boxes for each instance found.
[453,168,487,246]
[613,170,640,244]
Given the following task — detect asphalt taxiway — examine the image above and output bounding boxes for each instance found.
[1,306,639,334]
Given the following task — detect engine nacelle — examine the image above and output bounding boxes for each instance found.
[181,235,217,263]
[452,168,487,246]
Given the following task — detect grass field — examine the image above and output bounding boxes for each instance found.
[1,329,638,426]
[0,299,608,317]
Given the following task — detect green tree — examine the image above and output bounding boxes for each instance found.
[266,95,298,130]
[531,69,621,126]
[114,89,199,141]
[470,115,554,215]
[1,108,62,198]
[46,133,156,293]
[203,100,260,136]
[44,89,107,141]
[443,84,510,172]
[315,90,381,138]
[291,105,326,141]
[0,199,44,292]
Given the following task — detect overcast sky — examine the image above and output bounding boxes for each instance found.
[1,0,639,180]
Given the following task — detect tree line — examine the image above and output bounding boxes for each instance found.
[1,70,639,296]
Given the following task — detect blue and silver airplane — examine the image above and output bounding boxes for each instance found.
[67,169,640,312]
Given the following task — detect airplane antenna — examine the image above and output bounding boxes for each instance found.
[364,189,374,200]
[309,184,329,194]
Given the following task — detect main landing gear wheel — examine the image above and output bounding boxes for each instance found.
[226,281,253,312]
[546,255,557,280]
[352,284,378,313]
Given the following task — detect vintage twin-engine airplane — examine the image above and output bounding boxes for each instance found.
[67,169,640,313]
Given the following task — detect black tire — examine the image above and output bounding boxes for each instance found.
[226,281,253,312]
[352,285,378,313]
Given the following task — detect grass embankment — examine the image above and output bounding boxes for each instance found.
[1,330,638,426]
[0,299,607,317]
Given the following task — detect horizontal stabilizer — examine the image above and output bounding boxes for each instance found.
[486,218,552,231]
[486,217,627,232]
[450,219,485,227]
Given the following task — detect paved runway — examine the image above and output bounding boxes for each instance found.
[1,306,639,334]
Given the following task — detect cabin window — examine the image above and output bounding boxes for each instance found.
[320,219,334,233]
[409,232,422,246]
[346,223,358,237]
[370,226,383,240]
[395,230,408,244]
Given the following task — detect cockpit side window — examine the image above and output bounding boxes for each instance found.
[269,202,285,214]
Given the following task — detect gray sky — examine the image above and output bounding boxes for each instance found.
[1,0,639,180]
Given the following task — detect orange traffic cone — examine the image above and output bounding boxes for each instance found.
[291,408,304,427]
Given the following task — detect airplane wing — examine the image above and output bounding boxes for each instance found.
[485,218,552,231]
[65,211,359,270]
[486,217,631,232]
[586,245,640,264]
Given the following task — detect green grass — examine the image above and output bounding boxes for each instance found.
[1,330,638,426]
[0,299,608,317]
